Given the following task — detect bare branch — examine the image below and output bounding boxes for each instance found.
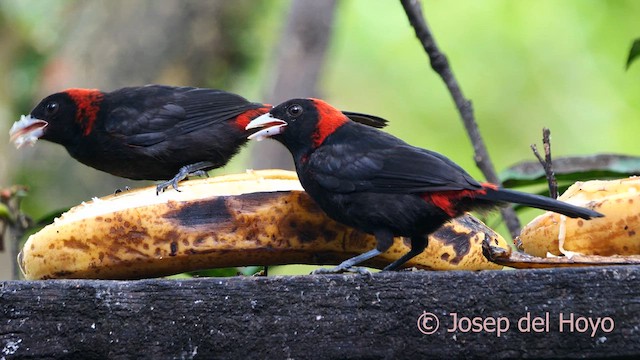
[531,128,558,198]
[399,0,521,238]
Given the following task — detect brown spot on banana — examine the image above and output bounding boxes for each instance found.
[19,170,507,279]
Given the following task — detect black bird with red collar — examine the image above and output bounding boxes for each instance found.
[10,85,387,193]
[246,98,603,273]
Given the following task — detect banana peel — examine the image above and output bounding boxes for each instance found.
[518,177,640,257]
[486,177,640,269]
[19,169,507,280]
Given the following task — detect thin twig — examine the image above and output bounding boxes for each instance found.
[531,128,558,198]
[400,0,521,238]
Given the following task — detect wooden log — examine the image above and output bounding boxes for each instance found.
[1,266,638,359]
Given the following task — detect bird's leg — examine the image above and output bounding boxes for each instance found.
[383,235,428,271]
[312,250,380,275]
[312,229,394,275]
[156,161,217,194]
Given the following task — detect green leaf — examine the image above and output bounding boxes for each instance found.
[0,203,11,220]
[500,153,640,189]
[626,38,640,70]
[187,267,243,278]
[239,266,263,276]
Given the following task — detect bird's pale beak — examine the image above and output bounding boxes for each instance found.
[9,115,48,148]
[246,113,287,141]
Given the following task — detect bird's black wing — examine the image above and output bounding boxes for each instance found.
[105,86,263,147]
[369,145,482,192]
[308,129,482,194]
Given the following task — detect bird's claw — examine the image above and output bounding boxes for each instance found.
[156,178,182,195]
[114,186,131,195]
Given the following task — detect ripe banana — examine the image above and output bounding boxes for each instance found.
[519,177,640,257]
[19,170,507,280]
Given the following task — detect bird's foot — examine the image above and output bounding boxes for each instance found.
[156,162,216,195]
[156,176,183,195]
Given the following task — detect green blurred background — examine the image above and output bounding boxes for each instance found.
[1,0,639,277]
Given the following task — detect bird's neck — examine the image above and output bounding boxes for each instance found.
[290,147,314,168]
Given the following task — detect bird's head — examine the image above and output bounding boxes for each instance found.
[246,98,387,155]
[10,89,104,148]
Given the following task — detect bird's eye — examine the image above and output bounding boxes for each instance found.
[45,102,59,116]
[287,104,303,118]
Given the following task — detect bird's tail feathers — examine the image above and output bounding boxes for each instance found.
[476,186,603,220]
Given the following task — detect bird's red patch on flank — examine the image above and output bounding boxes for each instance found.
[65,89,104,136]
[235,105,272,130]
[310,99,348,148]
[421,187,490,217]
